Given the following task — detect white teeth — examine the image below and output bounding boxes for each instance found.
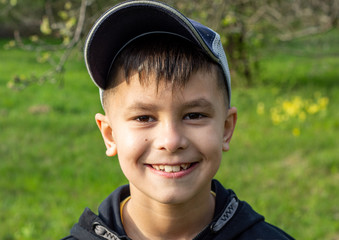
[172,165,180,172]
[153,165,160,170]
[165,165,173,172]
[152,164,191,172]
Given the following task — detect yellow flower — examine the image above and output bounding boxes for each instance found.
[271,108,283,125]
[270,94,329,127]
[37,52,51,63]
[317,97,329,110]
[8,40,15,47]
[65,1,72,10]
[292,96,303,110]
[41,16,52,35]
[10,0,17,6]
[282,100,298,117]
[292,128,300,137]
[257,102,265,115]
[58,10,68,20]
[7,80,14,89]
[65,17,76,30]
[222,15,236,26]
[63,36,70,45]
[30,35,39,42]
[298,112,306,122]
[307,104,319,114]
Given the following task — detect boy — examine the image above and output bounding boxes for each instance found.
[63,1,294,239]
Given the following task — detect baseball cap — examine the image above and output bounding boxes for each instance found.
[84,0,232,107]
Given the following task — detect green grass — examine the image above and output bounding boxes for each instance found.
[1,29,338,240]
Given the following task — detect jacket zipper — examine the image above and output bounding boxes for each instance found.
[93,222,122,240]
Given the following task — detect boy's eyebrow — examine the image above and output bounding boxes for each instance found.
[126,98,215,112]
[126,102,160,112]
[182,98,214,110]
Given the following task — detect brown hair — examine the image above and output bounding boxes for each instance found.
[103,34,227,108]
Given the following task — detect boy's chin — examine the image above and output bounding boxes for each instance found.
[134,181,211,206]
[151,192,195,205]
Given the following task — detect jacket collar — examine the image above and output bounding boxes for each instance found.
[70,180,264,240]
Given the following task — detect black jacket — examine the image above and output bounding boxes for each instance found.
[62,180,294,240]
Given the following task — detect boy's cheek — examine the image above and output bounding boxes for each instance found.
[113,130,149,158]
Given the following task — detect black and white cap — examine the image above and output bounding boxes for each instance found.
[84,0,232,107]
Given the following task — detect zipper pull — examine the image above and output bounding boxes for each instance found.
[93,222,121,240]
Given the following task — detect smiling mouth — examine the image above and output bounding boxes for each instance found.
[150,163,194,173]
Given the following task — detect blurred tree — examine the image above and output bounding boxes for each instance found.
[1,0,337,88]
[171,0,338,84]
[0,0,45,37]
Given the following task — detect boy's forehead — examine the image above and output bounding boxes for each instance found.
[105,70,226,110]
[113,67,220,93]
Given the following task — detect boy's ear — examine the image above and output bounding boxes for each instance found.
[222,107,237,152]
[95,113,117,157]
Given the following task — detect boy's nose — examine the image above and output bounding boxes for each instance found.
[154,121,189,153]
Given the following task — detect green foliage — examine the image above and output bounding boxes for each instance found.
[1,0,336,87]
[38,1,78,45]
[1,18,338,240]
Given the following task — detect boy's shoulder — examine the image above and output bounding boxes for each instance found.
[61,180,294,240]
[208,180,294,239]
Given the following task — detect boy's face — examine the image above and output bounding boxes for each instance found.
[96,69,237,205]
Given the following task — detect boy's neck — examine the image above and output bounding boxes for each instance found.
[122,185,215,240]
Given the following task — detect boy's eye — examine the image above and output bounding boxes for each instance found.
[184,113,206,120]
[135,115,155,122]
